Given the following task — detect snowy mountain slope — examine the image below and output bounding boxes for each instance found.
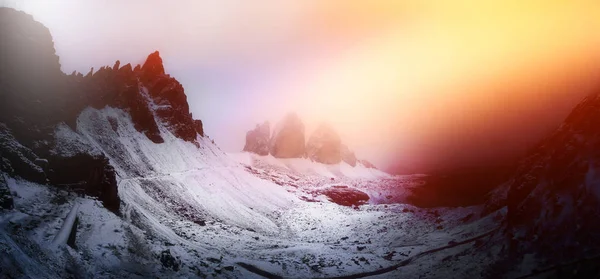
[1,102,507,278]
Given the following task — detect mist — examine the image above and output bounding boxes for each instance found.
[4,0,600,173]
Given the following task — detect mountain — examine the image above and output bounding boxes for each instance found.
[482,92,600,276]
[244,117,375,169]
[2,6,599,279]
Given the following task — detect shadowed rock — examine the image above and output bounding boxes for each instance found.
[306,123,342,164]
[341,144,357,167]
[0,175,14,210]
[270,113,305,158]
[243,122,270,156]
[485,92,600,269]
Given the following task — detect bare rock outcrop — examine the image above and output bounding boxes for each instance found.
[306,123,342,164]
[243,122,270,156]
[269,113,305,158]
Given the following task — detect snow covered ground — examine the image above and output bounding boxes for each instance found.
[0,107,510,278]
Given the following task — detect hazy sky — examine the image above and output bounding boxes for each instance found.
[4,0,600,171]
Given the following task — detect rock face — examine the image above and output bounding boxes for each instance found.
[243,122,270,156]
[47,153,119,213]
[306,124,342,164]
[194,119,204,137]
[359,159,377,169]
[0,124,47,184]
[141,51,203,142]
[341,144,357,166]
[490,93,600,269]
[270,113,306,158]
[0,7,206,214]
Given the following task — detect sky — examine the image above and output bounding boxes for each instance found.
[4,0,600,172]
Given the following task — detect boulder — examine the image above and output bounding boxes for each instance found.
[316,186,370,206]
[270,113,305,158]
[306,123,342,164]
[243,121,270,156]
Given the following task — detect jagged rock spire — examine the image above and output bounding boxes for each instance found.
[141,51,165,81]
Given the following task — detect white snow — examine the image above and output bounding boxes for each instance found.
[229,152,390,180]
[0,106,505,278]
[51,203,79,247]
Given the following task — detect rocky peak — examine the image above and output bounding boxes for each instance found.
[269,113,306,158]
[243,121,270,156]
[112,60,120,71]
[0,8,207,213]
[306,123,342,164]
[141,50,165,81]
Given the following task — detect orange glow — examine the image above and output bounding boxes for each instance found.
[7,0,600,170]
[288,1,600,167]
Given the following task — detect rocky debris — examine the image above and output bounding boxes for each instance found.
[492,93,600,268]
[341,144,357,166]
[243,121,270,155]
[315,185,370,206]
[306,123,342,164]
[0,175,14,210]
[270,113,305,158]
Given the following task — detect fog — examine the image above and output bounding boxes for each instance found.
[4,0,600,173]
